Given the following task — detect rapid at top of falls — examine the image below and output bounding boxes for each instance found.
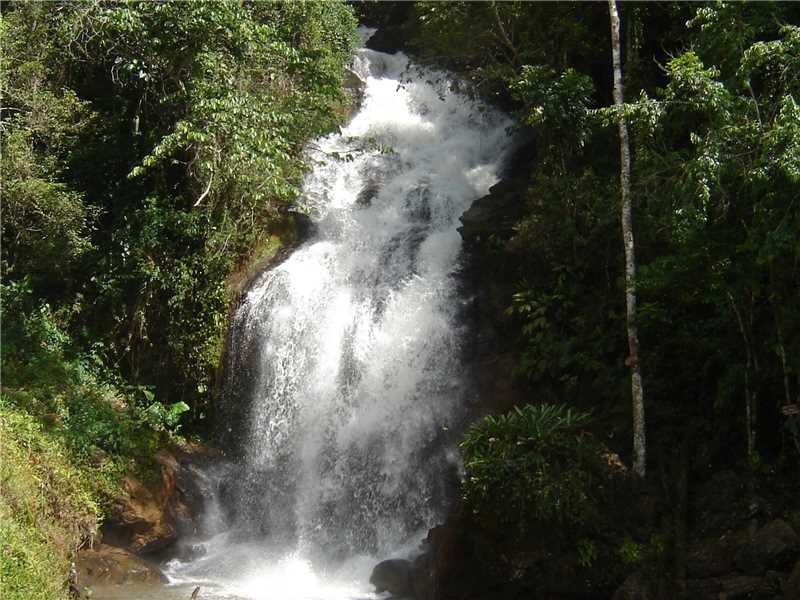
[163,30,513,599]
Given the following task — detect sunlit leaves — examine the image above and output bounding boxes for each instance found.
[1,0,358,421]
[512,66,594,140]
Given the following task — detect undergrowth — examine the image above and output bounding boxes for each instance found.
[0,280,187,599]
[0,406,98,600]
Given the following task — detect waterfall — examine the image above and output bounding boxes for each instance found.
[164,32,512,599]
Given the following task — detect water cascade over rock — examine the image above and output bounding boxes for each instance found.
[165,33,513,599]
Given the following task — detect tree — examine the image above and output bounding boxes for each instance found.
[1,1,358,426]
[608,0,646,478]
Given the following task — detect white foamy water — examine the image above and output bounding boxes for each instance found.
[159,31,513,600]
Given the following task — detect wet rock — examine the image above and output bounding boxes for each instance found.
[458,177,526,249]
[426,520,462,598]
[457,137,536,422]
[734,518,799,575]
[76,543,167,587]
[343,68,366,112]
[356,180,381,207]
[102,444,222,555]
[363,2,418,55]
[403,186,431,223]
[292,211,317,242]
[370,558,412,597]
[410,552,433,600]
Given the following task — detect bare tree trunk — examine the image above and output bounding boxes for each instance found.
[608,0,646,478]
[728,291,757,461]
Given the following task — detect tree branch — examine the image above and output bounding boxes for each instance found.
[491,2,518,66]
[193,169,214,208]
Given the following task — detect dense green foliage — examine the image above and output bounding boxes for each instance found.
[416,1,800,467]
[408,6,800,594]
[1,2,357,597]
[461,404,601,531]
[0,277,183,599]
[2,0,358,424]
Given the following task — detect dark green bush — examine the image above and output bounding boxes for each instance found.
[461,404,602,531]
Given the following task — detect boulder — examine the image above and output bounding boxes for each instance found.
[734,518,799,575]
[76,543,167,587]
[370,558,413,597]
[458,178,526,249]
[691,470,748,535]
[686,575,770,600]
[686,577,722,600]
[102,471,176,554]
[457,135,535,250]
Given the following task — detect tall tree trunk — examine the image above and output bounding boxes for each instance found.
[608,0,646,478]
[728,292,758,461]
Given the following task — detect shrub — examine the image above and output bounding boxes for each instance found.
[461,403,602,532]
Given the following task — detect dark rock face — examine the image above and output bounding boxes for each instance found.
[362,2,418,55]
[691,470,750,535]
[734,518,799,575]
[410,551,434,600]
[427,489,637,600]
[370,558,413,596]
[686,574,768,600]
[687,533,744,578]
[292,211,317,243]
[356,179,381,207]
[457,136,535,250]
[674,519,799,600]
[457,137,535,421]
[457,178,527,250]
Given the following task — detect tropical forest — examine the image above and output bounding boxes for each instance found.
[1,2,798,600]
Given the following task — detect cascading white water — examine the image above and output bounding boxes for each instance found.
[162,31,512,600]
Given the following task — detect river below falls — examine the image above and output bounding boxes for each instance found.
[91,550,381,599]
